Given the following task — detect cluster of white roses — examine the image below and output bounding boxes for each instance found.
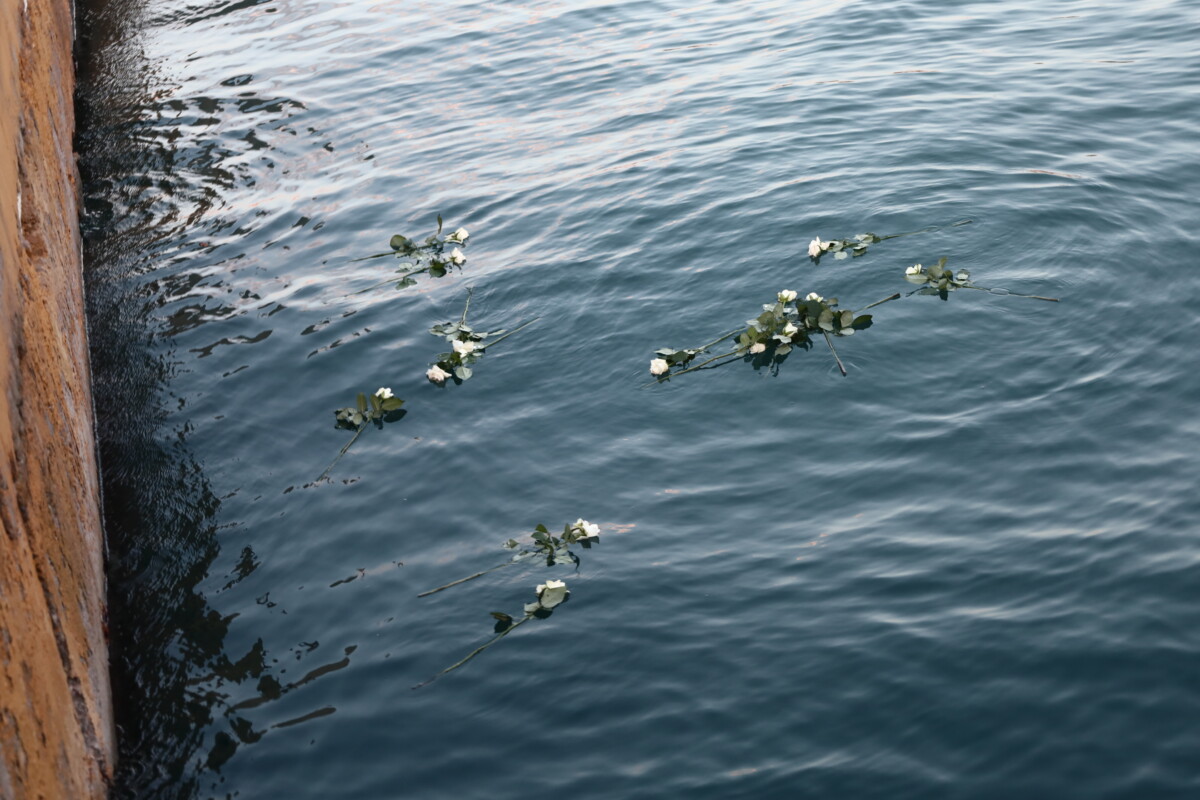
[445,227,469,266]
[807,232,883,261]
[426,337,478,384]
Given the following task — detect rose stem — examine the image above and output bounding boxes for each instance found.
[962,285,1059,302]
[823,332,847,376]
[317,424,366,482]
[643,349,740,387]
[460,287,474,325]
[860,292,901,310]
[417,562,514,597]
[480,318,539,350]
[412,616,531,689]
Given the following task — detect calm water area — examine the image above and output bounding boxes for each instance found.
[75,1,1200,797]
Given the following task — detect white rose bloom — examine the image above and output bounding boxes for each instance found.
[449,247,466,265]
[808,237,824,258]
[536,579,569,609]
[450,227,469,243]
[905,264,923,275]
[374,387,394,399]
[749,342,767,354]
[649,358,669,376]
[426,365,451,383]
[955,270,970,282]
[805,292,824,303]
[574,519,600,539]
[777,289,798,303]
[453,339,476,355]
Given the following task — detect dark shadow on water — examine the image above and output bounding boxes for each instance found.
[75,0,296,795]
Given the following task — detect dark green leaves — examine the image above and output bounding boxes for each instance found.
[361,216,467,294]
[427,291,537,386]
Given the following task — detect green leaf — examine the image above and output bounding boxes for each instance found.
[851,314,873,330]
[380,397,404,411]
[437,214,444,234]
[535,524,550,534]
[356,393,367,414]
[840,310,854,327]
[834,251,848,260]
[454,365,472,380]
[389,234,408,251]
[370,394,382,414]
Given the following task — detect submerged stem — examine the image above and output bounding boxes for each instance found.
[963,285,1059,302]
[460,287,474,325]
[481,318,539,350]
[347,267,428,297]
[417,562,514,598]
[697,329,740,351]
[317,425,366,482]
[859,292,902,311]
[823,331,847,376]
[413,615,532,689]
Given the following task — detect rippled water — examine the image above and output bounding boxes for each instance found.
[76,0,1200,797]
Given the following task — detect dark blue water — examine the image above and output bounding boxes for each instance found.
[76,1,1200,798]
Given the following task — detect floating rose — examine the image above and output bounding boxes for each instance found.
[648,288,897,383]
[426,289,537,385]
[905,257,1059,302]
[526,579,569,612]
[320,388,405,481]
[349,215,470,294]
[415,578,577,688]
[418,519,603,598]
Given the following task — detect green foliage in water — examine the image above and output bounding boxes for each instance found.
[351,216,471,293]
[425,289,538,385]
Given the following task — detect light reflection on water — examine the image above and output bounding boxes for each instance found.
[77,0,1200,798]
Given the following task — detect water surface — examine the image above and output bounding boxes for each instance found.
[77,1,1200,797]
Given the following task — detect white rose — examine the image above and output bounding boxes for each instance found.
[805,292,824,303]
[905,264,923,275]
[749,342,767,354]
[574,519,600,539]
[449,227,469,243]
[453,339,476,355]
[449,247,466,265]
[808,237,824,258]
[777,289,798,303]
[955,270,970,282]
[649,358,669,376]
[426,365,451,383]
[374,387,394,399]
[535,579,569,609]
